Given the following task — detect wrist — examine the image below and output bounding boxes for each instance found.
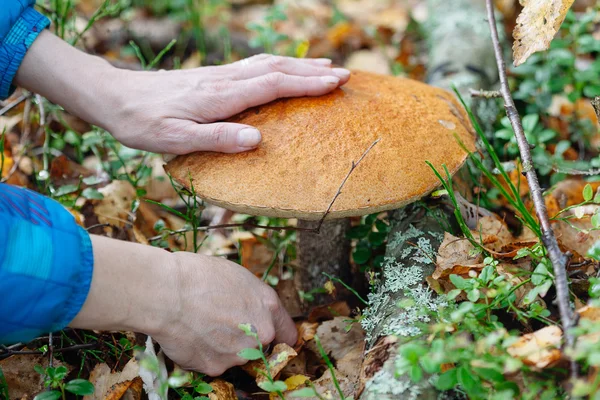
[14,31,123,130]
[69,235,181,336]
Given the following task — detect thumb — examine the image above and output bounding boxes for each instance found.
[272,303,298,346]
[186,122,262,153]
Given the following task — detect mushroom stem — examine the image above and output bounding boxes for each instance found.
[296,218,352,307]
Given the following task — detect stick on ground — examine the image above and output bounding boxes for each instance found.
[484,0,574,349]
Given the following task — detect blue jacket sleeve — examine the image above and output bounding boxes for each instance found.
[0,0,50,99]
[0,184,94,344]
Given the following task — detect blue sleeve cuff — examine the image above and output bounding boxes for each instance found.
[0,184,94,345]
[0,7,50,100]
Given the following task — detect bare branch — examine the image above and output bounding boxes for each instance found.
[0,93,28,117]
[470,89,502,99]
[592,96,600,124]
[485,0,574,351]
[315,138,381,232]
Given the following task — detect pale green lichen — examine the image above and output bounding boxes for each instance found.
[364,369,422,400]
[361,231,446,342]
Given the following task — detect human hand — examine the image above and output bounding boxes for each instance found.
[152,251,297,375]
[71,235,296,376]
[102,54,350,154]
[16,33,349,154]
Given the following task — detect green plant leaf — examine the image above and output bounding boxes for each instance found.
[237,348,263,360]
[347,225,371,239]
[34,391,62,400]
[54,184,79,197]
[435,368,457,390]
[81,187,104,200]
[532,262,550,286]
[409,364,423,382]
[583,184,594,202]
[65,379,95,395]
[474,367,505,383]
[467,288,480,302]
[450,274,471,290]
[352,245,371,265]
[457,365,479,394]
[258,380,288,393]
[195,382,213,394]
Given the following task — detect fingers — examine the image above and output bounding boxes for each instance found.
[271,302,298,346]
[233,53,334,68]
[233,54,350,84]
[235,72,343,111]
[178,122,262,154]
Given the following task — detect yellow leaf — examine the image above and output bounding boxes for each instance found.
[513,0,575,66]
[285,375,310,390]
[295,40,310,58]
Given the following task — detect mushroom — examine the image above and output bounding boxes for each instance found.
[165,70,475,304]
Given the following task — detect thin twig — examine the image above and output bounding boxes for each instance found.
[0,343,96,360]
[149,139,381,241]
[485,0,575,354]
[591,97,600,123]
[0,94,28,117]
[550,165,600,176]
[470,89,502,99]
[48,332,54,368]
[315,138,380,232]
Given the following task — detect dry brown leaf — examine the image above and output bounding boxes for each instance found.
[507,325,562,369]
[473,216,514,252]
[84,358,141,400]
[433,232,483,279]
[579,304,600,321]
[305,317,364,362]
[310,369,355,399]
[0,353,70,400]
[93,180,136,229]
[295,321,319,349]
[513,0,575,66]
[240,236,275,277]
[208,379,238,400]
[242,343,298,384]
[336,342,365,384]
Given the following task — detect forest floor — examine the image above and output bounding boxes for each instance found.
[1,0,600,399]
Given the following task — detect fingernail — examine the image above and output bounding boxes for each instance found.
[237,128,262,148]
[332,68,350,79]
[321,76,340,85]
[313,58,332,65]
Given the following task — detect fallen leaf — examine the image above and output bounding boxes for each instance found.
[310,369,354,399]
[240,236,275,277]
[305,317,364,362]
[0,352,70,400]
[433,232,483,279]
[507,325,563,369]
[91,180,136,229]
[208,379,238,400]
[84,358,141,400]
[513,0,575,66]
[242,343,298,384]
